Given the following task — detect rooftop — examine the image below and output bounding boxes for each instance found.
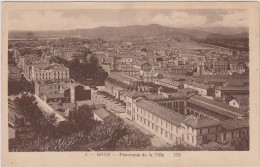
[184,81,210,90]
[191,75,249,83]
[233,97,249,106]
[136,99,185,126]
[188,95,245,119]
[157,78,182,86]
[93,108,112,120]
[125,91,146,98]
[215,86,249,91]
[183,116,221,129]
[46,93,65,99]
[221,118,249,130]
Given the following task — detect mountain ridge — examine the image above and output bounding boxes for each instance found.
[9,24,249,40]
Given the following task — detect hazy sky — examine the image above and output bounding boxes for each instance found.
[8,9,248,31]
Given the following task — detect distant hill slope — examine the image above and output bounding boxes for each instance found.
[184,27,248,36]
[8,24,249,40]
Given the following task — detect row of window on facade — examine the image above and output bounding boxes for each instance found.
[186,108,208,119]
[40,91,58,95]
[159,101,185,109]
[35,71,68,76]
[35,76,69,80]
[136,114,196,144]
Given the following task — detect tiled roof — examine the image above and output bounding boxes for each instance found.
[136,99,185,126]
[184,81,210,89]
[62,103,76,110]
[157,78,182,86]
[94,108,112,120]
[187,102,231,120]
[145,94,165,101]
[221,118,249,130]
[179,88,198,94]
[215,86,249,91]
[191,75,249,83]
[235,97,249,106]
[183,116,221,129]
[46,93,65,99]
[125,91,146,98]
[188,95,244,119]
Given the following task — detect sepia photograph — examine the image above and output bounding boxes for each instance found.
[2,2,260,167]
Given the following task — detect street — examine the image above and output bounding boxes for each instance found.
[91,89,170,148]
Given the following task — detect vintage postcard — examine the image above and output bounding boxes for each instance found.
[1,1,260,167]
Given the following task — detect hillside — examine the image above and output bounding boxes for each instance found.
[185,27,248,36]
[8,24,249,41]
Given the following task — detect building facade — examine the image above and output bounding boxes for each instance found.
[31,63,69,81]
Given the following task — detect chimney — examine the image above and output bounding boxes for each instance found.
[70,84,75,103]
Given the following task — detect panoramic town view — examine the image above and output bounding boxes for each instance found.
[8,9,249,151]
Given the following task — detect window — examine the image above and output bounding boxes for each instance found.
[192,136,194,143]
[187,134,189,141]
[165,131,168,137]
[161,128,163,135]
[202,136,208,142]
[161,119,163,125]
[148,121,150,127]
[200,129,202,134]
[156,126,158,132]
[127,102,131,107]
[148,112,150,118]
[166,122,168,128]
[217,126,221,132]
[144,119,146,125]
[137,115,139,120]
[127,109,131,116]
[140,117,142,122]
[208,128,210,133]
[152,123,154,129]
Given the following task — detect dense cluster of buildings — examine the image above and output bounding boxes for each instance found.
[8,43,94,138]
[8,35,249,149]
[104,83,249,147]
[100,39,249,148]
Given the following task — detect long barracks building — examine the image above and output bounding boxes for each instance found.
[125,92,248,147]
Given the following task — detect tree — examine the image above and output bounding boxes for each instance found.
[68,105,95,132]
[38,113,58,137]
[8,75,34,95]
[55,121,76,137]
[14,94,44,126]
